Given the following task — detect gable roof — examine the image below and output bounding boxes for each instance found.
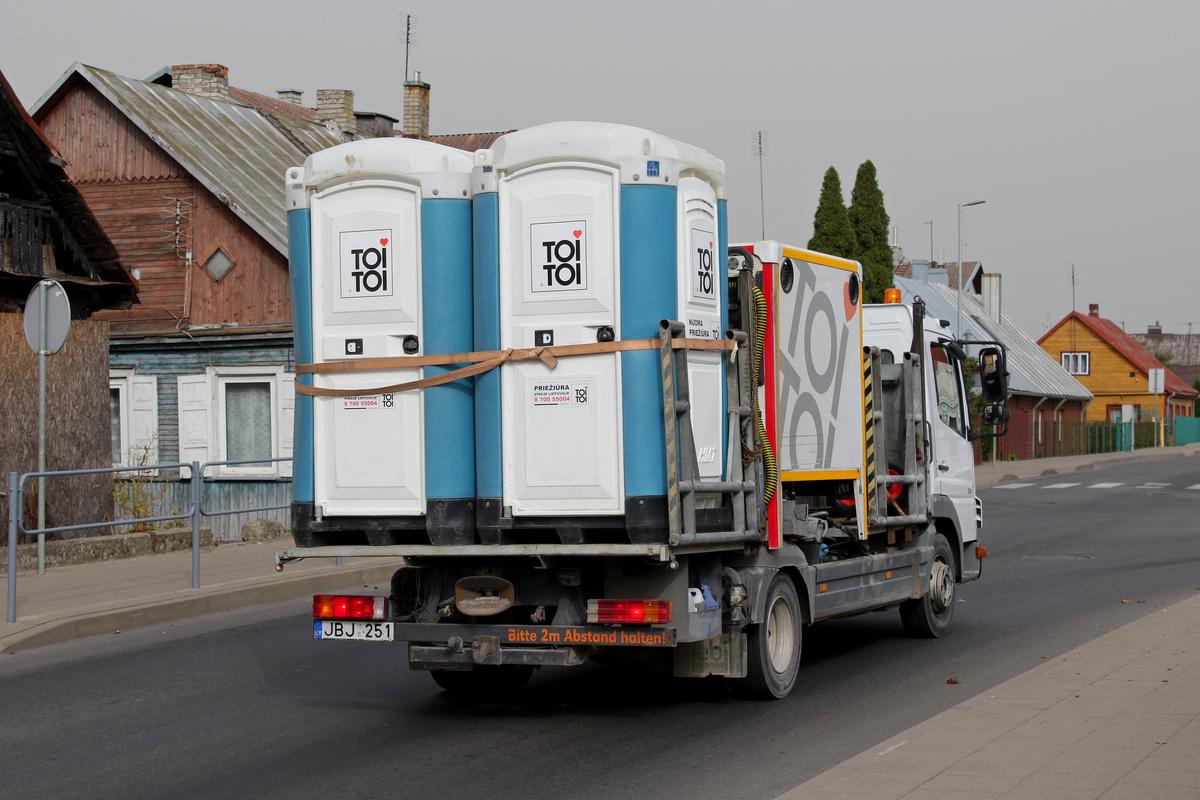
[0,68,136,313]
[891,276,1092,401]
[1040,311,1197,396]
[32,63,343,257]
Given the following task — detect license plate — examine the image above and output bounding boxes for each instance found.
[314,620,394,641]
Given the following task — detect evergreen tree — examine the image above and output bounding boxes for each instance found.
[807,167,857,260]
[848,160,895,304]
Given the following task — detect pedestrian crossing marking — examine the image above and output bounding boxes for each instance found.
[1043,483,1081,489]
[993,483,1035,489]
[1088,483,1123,489]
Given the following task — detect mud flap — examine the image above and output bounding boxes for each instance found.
[673,628,747,678]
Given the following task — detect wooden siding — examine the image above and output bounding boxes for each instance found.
[161,480,291,542]
[0,313,114,536]
[188,181,291,325]
[37,83,185,184]
[1039,319,1179,422]
[83,179,192,327]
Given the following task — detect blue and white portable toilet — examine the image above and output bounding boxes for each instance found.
[285,137,475,545]
[471,122,727,542]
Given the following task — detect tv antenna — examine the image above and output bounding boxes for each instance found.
[403,15,419,81]
[755,130,768,240]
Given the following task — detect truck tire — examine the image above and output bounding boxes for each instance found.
[430,665,534,697]
[732,573,801,700]
[900,533,956,638]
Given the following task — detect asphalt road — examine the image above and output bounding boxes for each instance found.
[3,456,1198,800]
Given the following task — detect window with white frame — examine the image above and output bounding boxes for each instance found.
[177,367,294,479]
[109,370,159,468]
[1061,351,1090,375]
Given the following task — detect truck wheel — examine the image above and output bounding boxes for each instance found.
[430,665,534,697]
[733,573,801,700]
[900,533,956,638]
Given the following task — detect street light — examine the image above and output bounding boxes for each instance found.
[957,200,985,338]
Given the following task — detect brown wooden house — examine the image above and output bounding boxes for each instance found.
[29,62,509,538]
[0,68,136,535]
[1039,304,1197,424]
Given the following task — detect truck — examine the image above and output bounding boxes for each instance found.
[277,123,1010,699]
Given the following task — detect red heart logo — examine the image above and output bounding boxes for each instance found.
[380,238,389,246]
[573,230,582,238]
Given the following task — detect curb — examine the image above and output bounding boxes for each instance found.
[0,561,401,654]
[975,448,1190,486]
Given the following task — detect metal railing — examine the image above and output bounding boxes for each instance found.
[6,457,291,624]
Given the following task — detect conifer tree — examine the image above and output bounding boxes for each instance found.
[848,160,894,303]
[807,167,857,260]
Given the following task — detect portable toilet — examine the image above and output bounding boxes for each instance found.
[471,122,727,543]
[285,137,476,545]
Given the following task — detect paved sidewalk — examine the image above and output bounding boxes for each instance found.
[778,590,1200,800]
[1,539,401,652]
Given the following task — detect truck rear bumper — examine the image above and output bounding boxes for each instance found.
[398,622,677,669]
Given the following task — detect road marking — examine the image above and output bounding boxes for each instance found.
[1136,483,1170,489]
[1188,485,1200,491]
[1088,482,1123,489]
[993,483,1035,489]
[1043,483,1081,489]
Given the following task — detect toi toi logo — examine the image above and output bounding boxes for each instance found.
[531,220,587,293]
[340,229,394,298]
[692,228,716,301]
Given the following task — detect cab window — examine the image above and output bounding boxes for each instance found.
[930,343,966,436]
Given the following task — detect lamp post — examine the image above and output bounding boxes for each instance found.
[957,200,985,338]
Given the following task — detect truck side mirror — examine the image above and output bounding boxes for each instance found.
[978,347,1008,404]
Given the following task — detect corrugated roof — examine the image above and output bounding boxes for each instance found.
[891,276,1092,401]
[1041,311,1197,396]
[1129,332,1200,369]
[34,63,342,257]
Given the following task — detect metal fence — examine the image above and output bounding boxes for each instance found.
[6,457,291,624]
[1032,418,1186,459]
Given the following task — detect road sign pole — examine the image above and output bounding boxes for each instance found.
[37,282,47,575]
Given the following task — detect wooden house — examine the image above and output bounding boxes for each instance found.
[0,68,136,534]
[1039,304,1197,424]
[30,63,508,538]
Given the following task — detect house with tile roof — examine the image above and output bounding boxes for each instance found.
[1038,304,1197,425]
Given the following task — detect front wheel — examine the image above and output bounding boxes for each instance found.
[731,573,802,699]
[900,532,957,638]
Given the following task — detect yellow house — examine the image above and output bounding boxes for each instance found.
[1039,304,1197,423]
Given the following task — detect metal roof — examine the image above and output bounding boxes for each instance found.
[33,63,342,257]
[891,276,1092,401]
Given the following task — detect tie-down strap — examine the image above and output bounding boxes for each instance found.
[293,337,738,398]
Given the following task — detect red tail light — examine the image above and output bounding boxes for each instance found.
[313,595,387,620]
[587,599,672,625]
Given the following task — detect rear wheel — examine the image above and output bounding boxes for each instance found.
[900,533,956,638]
[430,665,534,697]
[732,573,801,699]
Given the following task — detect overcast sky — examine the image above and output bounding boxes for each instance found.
[3,0,1197,338]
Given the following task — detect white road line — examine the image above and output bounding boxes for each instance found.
[1043,483,1081,489]
[1136,483,1171,489]
[993,483,1035,489]
[1188,485,1200,491]
[1088,482,1123,489]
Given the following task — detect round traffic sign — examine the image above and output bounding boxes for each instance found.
[23,280,71,355]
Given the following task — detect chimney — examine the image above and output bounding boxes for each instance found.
[1147,321,1162,336]
[172,64,229,102]
[403,73,431,139]
[1088,303,1100,318]
[316,89,356,139]
[277,89,303,106]
[981,273,1002,324]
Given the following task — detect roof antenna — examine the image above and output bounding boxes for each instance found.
[755,130,768,240]
[403,14,418,82]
